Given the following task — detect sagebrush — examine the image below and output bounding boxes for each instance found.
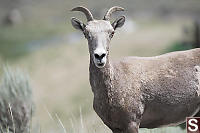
[0,67,33,133]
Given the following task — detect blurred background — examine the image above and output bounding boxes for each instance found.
[0,0,200,132]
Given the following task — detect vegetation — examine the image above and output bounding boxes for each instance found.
[0,22,69,60]
[163,41,193,54]
[0,67,33,133]
[0,20,191,133]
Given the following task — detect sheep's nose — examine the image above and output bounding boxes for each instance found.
[94,53,106,60]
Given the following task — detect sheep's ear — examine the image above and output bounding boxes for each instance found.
[112,16,125,30]
[71,17,85,31]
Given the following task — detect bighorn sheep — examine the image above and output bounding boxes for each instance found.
[71,6,200,133]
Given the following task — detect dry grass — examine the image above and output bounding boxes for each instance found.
[0,67,33,133]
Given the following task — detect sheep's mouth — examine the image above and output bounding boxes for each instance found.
[94,58,106,68]
[96,62,105,68]
[98,63,104,66]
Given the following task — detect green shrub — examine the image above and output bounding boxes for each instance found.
[0,67,33,133]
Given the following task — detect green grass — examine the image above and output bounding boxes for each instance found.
[0,22,70,60]
[163,41,193,54]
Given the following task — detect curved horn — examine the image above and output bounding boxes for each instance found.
[71,6,94,22]
[103,6,124,20]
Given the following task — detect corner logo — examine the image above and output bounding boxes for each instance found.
[187,117,200,133]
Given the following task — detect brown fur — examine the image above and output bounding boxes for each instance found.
[71,7,200,133]
[90,48,200,133]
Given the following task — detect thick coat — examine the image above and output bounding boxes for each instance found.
[89,48,200,132]
[71,6,200,133]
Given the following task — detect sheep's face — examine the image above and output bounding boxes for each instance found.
[84,20,114,68]
[71,18,125,68]
[71,6,125,68]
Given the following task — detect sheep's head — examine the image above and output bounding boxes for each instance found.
[71,6,125,68]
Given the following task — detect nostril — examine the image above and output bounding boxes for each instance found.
[94,54,100,59]
[101,53,106,58]
[94,53,106,60]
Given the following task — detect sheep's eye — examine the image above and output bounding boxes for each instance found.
[88,33,93,40]
[109,31,115,38]
[83,31,92,40]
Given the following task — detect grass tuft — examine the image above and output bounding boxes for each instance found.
[0,66,33,133]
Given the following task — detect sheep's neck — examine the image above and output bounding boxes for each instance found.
[89,54,114,93]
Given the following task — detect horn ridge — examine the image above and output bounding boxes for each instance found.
[103,6,124,20]
[71,6,94,21]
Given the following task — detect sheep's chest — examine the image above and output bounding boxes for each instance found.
[93,90,128,128]
[89,63,143,128]
[92,83,143,129]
